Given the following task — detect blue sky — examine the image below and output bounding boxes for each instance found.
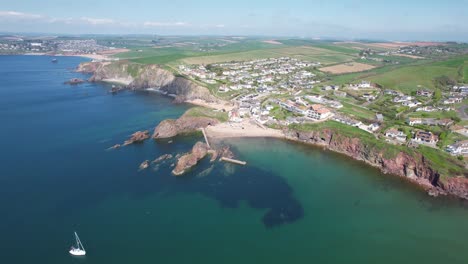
[1,0,467,41]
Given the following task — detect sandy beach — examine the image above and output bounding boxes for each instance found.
[185,98,235,111]
[64,48,130,61]
[205,119,285,139]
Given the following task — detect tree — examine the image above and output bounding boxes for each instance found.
[433,88,442,102]
[433,75,456,89]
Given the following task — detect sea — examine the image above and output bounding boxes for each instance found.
[1,55,468,264]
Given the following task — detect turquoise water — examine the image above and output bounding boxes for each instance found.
[1,55,468,264]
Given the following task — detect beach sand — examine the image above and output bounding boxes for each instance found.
[185,98,235,111]
[205,120,284,139]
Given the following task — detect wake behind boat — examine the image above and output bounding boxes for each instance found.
[69,232,86,256]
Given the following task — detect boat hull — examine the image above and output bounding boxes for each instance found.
[69,249,86,256]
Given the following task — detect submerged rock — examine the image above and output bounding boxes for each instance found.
[107,144,121,150]
[123,130,150,146]
[172,142,209,176]
[138,160,150,171]
[65,78,85,85]
[152,154,173,164]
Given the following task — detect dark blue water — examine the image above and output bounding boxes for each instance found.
[1,55,468,264]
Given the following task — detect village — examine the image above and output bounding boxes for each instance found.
[178,57,468,158]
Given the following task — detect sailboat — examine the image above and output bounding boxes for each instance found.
[69,232,86,256]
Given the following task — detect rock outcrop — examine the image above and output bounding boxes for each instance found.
[123,130,150,146]
[64,78,85,85]
[285,128,468,199]
[152,154,173,164]
[77,61,216,102]
[172,142,210,176]
[153,116,219,139]
[139,160,150,171]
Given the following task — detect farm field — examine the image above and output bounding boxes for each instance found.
[179,45,357,65]
[320,62,376,74]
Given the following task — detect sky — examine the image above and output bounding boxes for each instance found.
[0,0,467,41]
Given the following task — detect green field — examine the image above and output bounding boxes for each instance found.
[368,56,468,93]
[113,39,360,66]
[183,107,228,122]
[179,45,356,65]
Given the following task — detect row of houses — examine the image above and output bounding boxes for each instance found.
[407,118,453,127]
[386,128,439,145]
[278,99,333,121]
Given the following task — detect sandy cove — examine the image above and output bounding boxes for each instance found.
[205,120,285,139]
[62,48,130,61]
[185,98,235,111]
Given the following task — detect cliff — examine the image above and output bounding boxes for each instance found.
[77,61,216,102]
[153,107,224,139]
[285,127,468,199]
[153,116,219,139]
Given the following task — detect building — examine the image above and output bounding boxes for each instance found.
[416,89,433,97]
[375,113,384,122]
[307,104,332,120]
[443,97,463,104]
[413,131,439,145]
[334,91,347,97]
[393,96,413,103]
[367,123,380,132]
[385,128,406,142]
[446,140,468,155]
[402,100,421,108]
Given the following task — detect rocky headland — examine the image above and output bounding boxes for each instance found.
[153,116,219,139]
[77,61,217,103]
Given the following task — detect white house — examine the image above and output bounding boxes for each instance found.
[307,104,332,120]
[446,140,468,155]
[385,128,406,142]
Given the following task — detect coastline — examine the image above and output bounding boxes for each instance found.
[4,48,130,61]
[206,121,438,195]
[205,120,285,139]
[72,59,467,200]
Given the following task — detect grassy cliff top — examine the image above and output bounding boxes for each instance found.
[183,107,228,122]
[289,121,466,178]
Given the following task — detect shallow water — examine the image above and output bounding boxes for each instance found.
[1,55,468,264]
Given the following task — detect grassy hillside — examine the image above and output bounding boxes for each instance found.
[183,107,228,122]
[368,56,468,93]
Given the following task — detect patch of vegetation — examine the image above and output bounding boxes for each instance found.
[417,145,466,177]
[183,107,228,122]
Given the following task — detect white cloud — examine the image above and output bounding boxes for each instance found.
[80,17,116,25]
[215,24,225,28]
[143,21,188,27]
[0,11,43,20]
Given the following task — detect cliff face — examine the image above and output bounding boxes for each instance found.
[286,128,468,199]
[77,61,216,102]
